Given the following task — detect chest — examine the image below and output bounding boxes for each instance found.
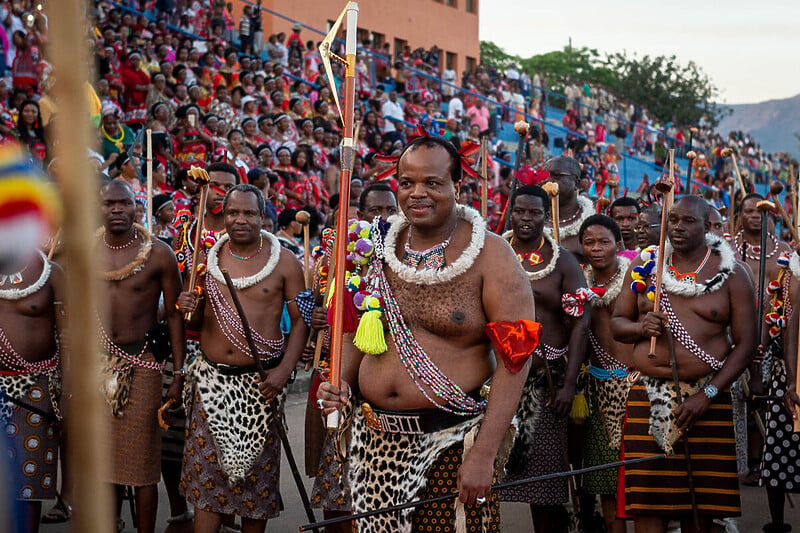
[0,285,53,320]
[385,268,485,339]
[530,273,565,316]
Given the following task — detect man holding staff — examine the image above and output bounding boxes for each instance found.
[612,196,757,533]
[318,136,540,532]
[541,155,594,261]
[177,184,308,533]
[97,180,185,533]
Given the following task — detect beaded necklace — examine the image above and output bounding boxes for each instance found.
[402,222,456,271]
[0,328,60,375]
[584,256,630,307]
[101,125,125,152]
[0,264,27,286]
[103,228,137,250]
[205,276,285,359]
[503,230,560,281]
[734,230,778,262]
[667,246,711,283]
[97,225,153,282]
[545,195,594,239]
[228,236,263,260]
[207,231,281,290]
[514,236,545,267]
[0,251,51,301]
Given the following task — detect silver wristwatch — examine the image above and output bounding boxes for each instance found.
[703,384,719,399]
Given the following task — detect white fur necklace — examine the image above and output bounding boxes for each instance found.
[789,251,800,279]
[207,230,281,289]
[546,195,594,239]
[585,256,631,307]
[0,251,51,300]
[503,229,560,281]
[661,234,735,297]
[383,205,485,286]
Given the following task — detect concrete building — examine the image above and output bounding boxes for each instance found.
[234,0,479,77]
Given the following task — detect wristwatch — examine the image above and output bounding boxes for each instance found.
[703,384,718,399]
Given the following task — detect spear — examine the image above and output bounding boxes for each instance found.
[319,1,359,430]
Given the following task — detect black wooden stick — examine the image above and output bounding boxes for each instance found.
[298,453,666,531]
[220,269,319,531]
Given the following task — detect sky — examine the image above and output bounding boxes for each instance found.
[479,0,800,105]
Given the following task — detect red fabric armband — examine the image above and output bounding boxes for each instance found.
[485,320,542,374]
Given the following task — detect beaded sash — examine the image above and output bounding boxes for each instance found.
[533,342,567,361]
[660,292,724,371]
[588,331,627,370]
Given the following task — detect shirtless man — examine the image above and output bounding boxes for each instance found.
[579,215,633,533]
[733,193,791,291]
[499,183,589,531]
[542,155,594,260]
[0,245,64,533]
[635,205,661,251]
[612,196,757,533]
[177,184,308,533]
[318,136,539,532]
[97,180,185,533]
[609,196,640,252]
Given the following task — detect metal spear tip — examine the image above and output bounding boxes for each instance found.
[541,181,559,197]
[769,181,784,195]
[295,210,311,225]
[686,151,697,160]
[720,147,734,157]
[514,120,530,136]
[756,200,776,212]
[654,179,673,194]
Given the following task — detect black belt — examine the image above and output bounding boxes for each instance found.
[202,352,283,376]
[360,388,484,435]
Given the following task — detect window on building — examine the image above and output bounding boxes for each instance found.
[371,31,385,48]
[466,56,476,74]
[466,0,476,12]
[446,52,456,71]
[446,0,456,6]
[393,38,408,62]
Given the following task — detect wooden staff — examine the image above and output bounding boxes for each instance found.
[725,177,736,236]
[721,147,746,194]
[185,166,210,321]
[51,0,112,530]
[219,270,318,529]
[541,181,560,242]
[648,156,675,356]
[787,163,796,228]
[769,181,799,243]
[146,129,153,230]
[47,227,61,260]
[319,1,359,430]
[295,210,311,288]
[685,150,697,195]
[755,200,775,348]
[480,135,488,219]
[795,332,800,432]
[502,120,530,232]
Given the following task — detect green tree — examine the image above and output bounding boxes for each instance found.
[479,41,518,70]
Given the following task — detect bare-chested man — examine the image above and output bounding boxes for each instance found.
[733,193,791,291]
[612,196,757,533]
[579,214,632,533]
[500,184,589,532]
[0,244,64,533]
[97,180,185,533]
[177,184,308,533]
[635,205,661,251]
[318,136,539,532]
[542,155,594,260]
[609,197,640,252]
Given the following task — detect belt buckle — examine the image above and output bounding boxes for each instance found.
[361,402,382,432]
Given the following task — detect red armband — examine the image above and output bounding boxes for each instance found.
[485,320,542,374]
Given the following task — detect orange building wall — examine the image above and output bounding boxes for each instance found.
[234,0,479,77]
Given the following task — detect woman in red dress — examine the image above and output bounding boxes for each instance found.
[120,51,151,129]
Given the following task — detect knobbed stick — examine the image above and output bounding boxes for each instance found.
[185,166,211,321]
[769,181,800,243]
[146,129,153,230]
[725,177,736,236]
[648,177,674,356]
[503,120,529,232]
[220,269,319,529]
[541,181,560,243]
[298,453,667,531]
[755,200,775,347]
[295,210,311,289]
[721,147,746,194]
[480,136,488,219]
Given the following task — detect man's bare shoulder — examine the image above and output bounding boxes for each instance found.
[276,245,303,276]
[150,237,180,267]
[480,231,515,263]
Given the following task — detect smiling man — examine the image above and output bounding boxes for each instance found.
[318,136,540,532]
[612,196,757,533]
[500,184,589,532]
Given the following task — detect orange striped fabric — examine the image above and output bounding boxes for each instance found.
[623,381,740,518]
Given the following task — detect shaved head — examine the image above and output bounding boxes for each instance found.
[672,195,710,224]
[101,178,135,200]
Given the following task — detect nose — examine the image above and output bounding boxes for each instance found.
[409,182,426,198]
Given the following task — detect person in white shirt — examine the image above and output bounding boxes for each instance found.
[381,90,404,142]
[448,93,464,122]
[442,68,456,97]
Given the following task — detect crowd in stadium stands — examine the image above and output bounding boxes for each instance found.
[2,0,796,235]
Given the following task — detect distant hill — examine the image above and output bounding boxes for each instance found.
[716,94,800,159]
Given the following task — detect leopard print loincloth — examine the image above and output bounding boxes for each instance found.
[588,373,633,450]
[1,372,61,424]
[183,355,285,486]
[348,405,489,533]
[100,353,134,418]
[642,375,710,455]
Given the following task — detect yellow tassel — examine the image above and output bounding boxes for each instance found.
[353,310,387,355]
[569,392,589,424]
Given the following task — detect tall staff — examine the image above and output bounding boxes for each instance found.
[146,129,153,230]
[51,0,112,530]
[479,135,488,219]
[319,1,358,430]
[501,120,529,231]
[649,149,675,356]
